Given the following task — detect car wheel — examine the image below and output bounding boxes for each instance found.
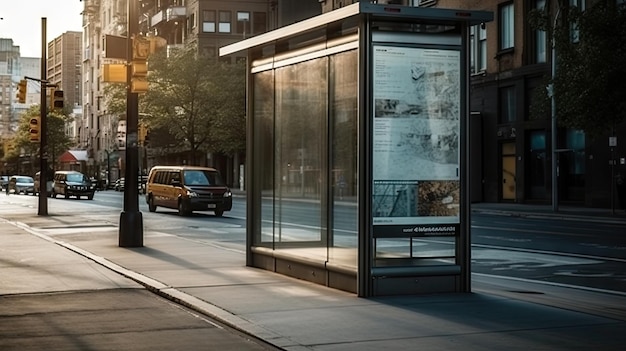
[87,193,94,200]
[178,200,190,216]
[214,209,224,217]
[148,196,157,212]
[64,192,69,199]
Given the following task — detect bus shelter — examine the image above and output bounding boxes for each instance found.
[220,3,492,297]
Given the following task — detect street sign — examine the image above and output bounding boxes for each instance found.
[102,64,127,83]
[609,136,617,147]
[104,34,127,59]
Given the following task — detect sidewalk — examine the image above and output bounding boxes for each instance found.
[2,199,626,350]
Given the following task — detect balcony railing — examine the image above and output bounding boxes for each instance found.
[151,6,186,27]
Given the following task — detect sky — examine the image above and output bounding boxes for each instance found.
[0,0,84,58]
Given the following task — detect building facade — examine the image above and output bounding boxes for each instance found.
[0,39,43,175]
[319,0,626,209]
[80,0,322,187]
[438,0,625,208]
[47,31,83,111]
[46,31,84,176]
[0,39,26,140]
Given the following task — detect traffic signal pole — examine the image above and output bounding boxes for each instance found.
[38,18,48,216]
[119,0,144,247]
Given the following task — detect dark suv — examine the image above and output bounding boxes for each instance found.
[52,171,96,200]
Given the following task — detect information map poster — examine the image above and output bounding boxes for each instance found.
[372,45,461,237]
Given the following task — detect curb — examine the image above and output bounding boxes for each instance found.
[471,208,626,224]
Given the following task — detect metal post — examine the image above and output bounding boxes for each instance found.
[119,0,143,247]
[611,129,615,215]
[38,18,48,216]
[550,7,561,213]
[106,150,111,189]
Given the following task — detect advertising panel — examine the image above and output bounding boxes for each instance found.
[372,45,460,237]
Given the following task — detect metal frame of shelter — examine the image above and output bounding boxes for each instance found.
[221,3,492,297]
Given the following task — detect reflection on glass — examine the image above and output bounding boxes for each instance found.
[251,50,359,272]
[375,237,456,266]
[274,58,328,244]
[254,70,275,247]
[330,50,358,268]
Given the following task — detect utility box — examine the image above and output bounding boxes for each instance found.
[221,3,492,297]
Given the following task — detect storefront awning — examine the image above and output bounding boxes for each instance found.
[58,150,89,163]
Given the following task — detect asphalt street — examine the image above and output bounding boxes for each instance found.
[2,193,626,350]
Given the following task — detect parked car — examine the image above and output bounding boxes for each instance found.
[34,171,54,196]
[114,176,146,193]
[9,175,35,195]
[1,175,9,190]
[52,171,95,200]
[145,166,232,216]
[139,174,148,194]
[114,178,125,191]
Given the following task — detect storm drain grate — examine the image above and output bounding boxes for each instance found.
[508,290,545,295]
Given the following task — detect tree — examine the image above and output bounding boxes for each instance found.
[530,1,626,139]
[142,45,246,165]
[8,105,73,173]
[103,83,127,117]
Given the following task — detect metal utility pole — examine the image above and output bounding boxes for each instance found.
[550,7,561,213]
[38,18,48,216]
[119,0,143,247]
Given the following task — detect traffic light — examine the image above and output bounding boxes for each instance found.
[53,90,64,110]
[16,79,27,103]
[131,35,150,93]
[29,117,40,143]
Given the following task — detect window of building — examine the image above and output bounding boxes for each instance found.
[219,11,232,33]
[499,86,516,123]
[569,0,585,43]
[470,24,487,74]
[534,0,547,63]
[253,12,267,35]
[527,130,546,198]
[189,12,196,30]
[564,129,585,187]
[202,10,215,33]
[499,2,514,51]
[236,12,250,36]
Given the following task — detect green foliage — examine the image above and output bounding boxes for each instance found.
[555,2,626,138]
[103,83,128,118]
[7,105,73,171]
[530,2,626,139]
[142,45,246,165]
